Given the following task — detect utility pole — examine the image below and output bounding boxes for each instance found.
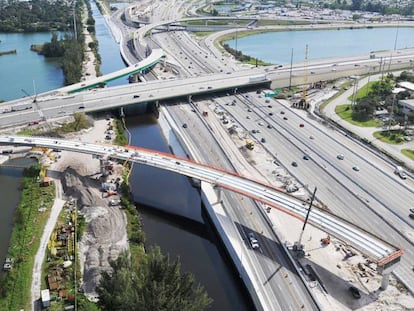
[289,48,293,90]
[73,1,77,41]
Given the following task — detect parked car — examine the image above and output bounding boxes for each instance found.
[352,166,360,171]
[292,161,298,167]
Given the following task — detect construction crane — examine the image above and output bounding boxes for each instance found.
[299,44,309,109]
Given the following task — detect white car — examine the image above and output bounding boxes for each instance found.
[248,233,259,249]
[337,154,344,160]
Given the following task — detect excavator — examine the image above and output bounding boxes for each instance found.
[245,139,254,150]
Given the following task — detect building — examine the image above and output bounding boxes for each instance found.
[397,81,414,96]
[397,99,414,115]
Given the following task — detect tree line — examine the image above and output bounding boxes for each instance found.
[0,0,74,32]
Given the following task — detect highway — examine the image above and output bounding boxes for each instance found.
[1,2,414,309]
[1,48,413,129]
[0,136,400,265]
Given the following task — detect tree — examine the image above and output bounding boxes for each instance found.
[97,248,212,311]
[353,96,376,120]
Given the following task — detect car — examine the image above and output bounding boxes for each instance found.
[337,154,344,160]
[265,99,270,103]
[303,155,310,160]
[258,122,264,126]
[267,124,272,129]
[409,213,414,220]
[182,123,188,128]
[246,115,251,119]
[348,286,361,299]
[247,108,252,112]
[352,166,360,171]
[133,95,140,98]
[292,161,298,167]
[261,138,266,143]
[309,135,314,140]
[299,123,304,127]
[269,112,273,116]
[409,208,414,213]
[252,129,257,134]
[78,105,85,109]
[248,233,259,249]
[267,105,272,108]
[280,111,285,114]
[283,117,288,120]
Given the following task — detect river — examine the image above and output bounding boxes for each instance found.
[1,5,412,309]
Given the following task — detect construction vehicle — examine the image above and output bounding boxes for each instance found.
[246,139,254,150]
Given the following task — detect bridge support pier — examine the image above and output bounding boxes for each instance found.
[129,73,139,83]
[380,273,390,290]
[216,186,222,203]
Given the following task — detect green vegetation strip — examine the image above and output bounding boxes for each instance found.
[373,130,405,144]
[335,104,382,127]
[0,165,55,311]
[402,149,414,161]
[347,81,376,101]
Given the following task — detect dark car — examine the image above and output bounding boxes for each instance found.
[182,123,188,129]
[133,95,140,98]
[303,155,310,160]
[283,117,288,120]
[291,161,298,167]
[348,286,361,299]
[409,213,414,220]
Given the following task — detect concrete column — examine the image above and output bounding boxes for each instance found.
[99,158,105,175]
[217,187,222,203]
[380,273,390,290]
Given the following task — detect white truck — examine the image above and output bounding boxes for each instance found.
[394,166,407,179]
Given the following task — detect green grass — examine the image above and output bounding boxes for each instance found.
[335,104,382,127]
[373,130,405,144]
[193,31,215,37]
[402,149,414,161]
[256,19,310,26]
[347,81,376,101]
[0,166,55,311]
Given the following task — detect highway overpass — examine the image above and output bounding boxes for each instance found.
[0,135,402,274]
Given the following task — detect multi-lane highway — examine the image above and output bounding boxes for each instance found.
[0,134,405,309]
[2,1,414,309]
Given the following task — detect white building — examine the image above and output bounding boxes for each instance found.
[397,99,414,115]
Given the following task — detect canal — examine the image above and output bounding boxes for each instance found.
[2,2,413,309]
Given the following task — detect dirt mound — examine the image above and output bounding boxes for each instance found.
[60,167,128,297]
